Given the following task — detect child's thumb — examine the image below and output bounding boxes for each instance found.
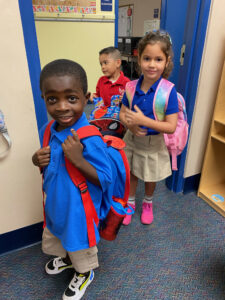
[134,104,140,112]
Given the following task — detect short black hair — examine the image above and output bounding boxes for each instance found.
[99,46,121,60]
[40,59,88,93]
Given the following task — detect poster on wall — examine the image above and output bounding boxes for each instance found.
[143,19,160,35]
[101,0,112,12]
[32,0,96,14]
[119,6,133,37]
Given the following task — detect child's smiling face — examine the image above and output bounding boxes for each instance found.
[139,42,169,85]
[41,75,89,131]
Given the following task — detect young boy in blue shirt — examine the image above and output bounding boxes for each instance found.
[32,59,113,300]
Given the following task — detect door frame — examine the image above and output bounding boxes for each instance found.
[115,0,119,46]
[161,0,212,192]
[18,0,48,135]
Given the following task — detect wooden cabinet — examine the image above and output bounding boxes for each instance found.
[198,61,225,217]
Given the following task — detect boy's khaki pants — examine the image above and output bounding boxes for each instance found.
[42,227,99,273]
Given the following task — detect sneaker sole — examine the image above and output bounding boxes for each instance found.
[45,264,73,275]
[62,271,94,300]
[141,217,154,225]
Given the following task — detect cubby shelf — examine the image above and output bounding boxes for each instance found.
[198,61,225,217]
[214,118,225,126]
[198,183,225,217]
[211,134,225,144]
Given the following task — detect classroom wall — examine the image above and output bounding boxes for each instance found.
[34,0,115,93]
[184,0,225,177]
[1,0,116,237]
[119,0,161,36]
[1,0,223,239]
[0,1,43,234]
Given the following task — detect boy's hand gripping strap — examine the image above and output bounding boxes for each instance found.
[42,122,102,247]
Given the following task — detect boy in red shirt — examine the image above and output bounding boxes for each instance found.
[90,46,130,107]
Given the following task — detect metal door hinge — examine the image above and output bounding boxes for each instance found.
[180,44,186,66]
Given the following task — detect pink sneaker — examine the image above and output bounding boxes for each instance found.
[141,202,153,225]
[122,203,135,226]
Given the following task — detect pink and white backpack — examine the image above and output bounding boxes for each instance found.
[125,78,189,171]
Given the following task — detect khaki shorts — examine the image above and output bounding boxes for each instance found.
[123,130,171,182]
[42,227,99,273]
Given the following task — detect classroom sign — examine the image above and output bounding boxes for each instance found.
[101,0,112,11]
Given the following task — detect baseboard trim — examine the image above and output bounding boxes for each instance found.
[0,222,43,256]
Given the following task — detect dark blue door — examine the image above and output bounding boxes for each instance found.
[160,0,189,85]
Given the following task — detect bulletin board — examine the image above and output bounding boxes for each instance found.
[33,0,96,14]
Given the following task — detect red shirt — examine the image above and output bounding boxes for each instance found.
[95,71,130,107]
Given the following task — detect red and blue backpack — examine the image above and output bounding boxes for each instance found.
[125,78,189,171]
[42,120,132,247]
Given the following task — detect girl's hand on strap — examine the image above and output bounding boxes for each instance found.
[125,104,178,134]
[62,129,84,166]
[129,125,147,136]
[125,105,144,126]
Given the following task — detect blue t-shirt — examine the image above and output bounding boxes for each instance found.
[39,113,113,252]
[122,76,179,135]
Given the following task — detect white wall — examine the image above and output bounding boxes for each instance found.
[184,0,225,177]
[0,1,43,234]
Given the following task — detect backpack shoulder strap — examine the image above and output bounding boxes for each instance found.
[43,123,102,146]
[125,80,138,108]
[66,125,103,247]
[42,120,54,228]
[65,156,99,248]
[43,120,54,147]
[76,125,103,140]
[153,78,174,121]
[177,92,188,121]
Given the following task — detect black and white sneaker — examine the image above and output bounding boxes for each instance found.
[62,270,94,300]
[45,257,73,275]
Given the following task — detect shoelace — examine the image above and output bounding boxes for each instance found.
[54,257,64,267]
[69,274,85,291]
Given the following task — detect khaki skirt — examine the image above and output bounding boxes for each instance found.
[123,130,171,182]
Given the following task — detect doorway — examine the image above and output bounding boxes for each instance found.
[116,0,212,193]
